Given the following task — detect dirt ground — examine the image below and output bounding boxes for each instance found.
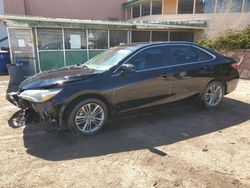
[0,78,249,188]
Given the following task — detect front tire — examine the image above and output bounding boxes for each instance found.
[201,81,225,109]
[67,98,108,136]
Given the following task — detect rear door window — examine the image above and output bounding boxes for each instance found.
[169,45,213,65]
[127,46,168,71]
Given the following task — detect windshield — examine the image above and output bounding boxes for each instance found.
[82,47,133,71]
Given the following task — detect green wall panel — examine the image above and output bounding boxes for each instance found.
[66,51,88,66]
[39,50,107,71]
[89,50,106,59]
[39,51,64,71]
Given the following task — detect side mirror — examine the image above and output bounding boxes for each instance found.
[121,64,136,74]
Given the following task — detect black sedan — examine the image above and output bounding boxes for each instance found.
[7,42,239,136]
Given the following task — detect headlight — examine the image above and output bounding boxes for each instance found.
[19,88,62,103]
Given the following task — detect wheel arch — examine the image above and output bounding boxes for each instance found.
[203,79,227,95]
[59,92,113,126]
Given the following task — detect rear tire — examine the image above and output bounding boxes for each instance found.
[66,98,108,136]
[201,81,225,109]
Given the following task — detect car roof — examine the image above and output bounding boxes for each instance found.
[117,41,199,50]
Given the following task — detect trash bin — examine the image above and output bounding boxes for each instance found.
[7,64,25,85]
[18,58,36,77]
[7,57,36,85]
[0,50,10,74]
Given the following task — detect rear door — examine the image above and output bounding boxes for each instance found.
[167,44,215,102]
[112,45,172,112]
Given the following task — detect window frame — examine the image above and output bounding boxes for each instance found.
[132,4,141,18]
[178,0,195,14]
[109,30,129,48]
[151,0,163,15]
[141,1,151,16]
[113,44,170,75]
[245,0,250,12]
[131,30,151,43]
[216,0,244,13]
[169,31,194,42]
[195,0,217,13]
[36,28,64,51]
[151,31,170,42]
[168,44,215,66]
[87,29,108,50]
[126,7,132,19]
[125,45,169,72]
[113,44,216,75]
[64,28,87,50]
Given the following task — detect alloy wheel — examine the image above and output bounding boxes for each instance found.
[206,83,223,107]
[75,103,105,133]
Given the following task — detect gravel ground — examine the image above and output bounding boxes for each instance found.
[0,78,249,188]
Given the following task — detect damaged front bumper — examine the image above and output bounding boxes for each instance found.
[6,91,24,108]
[6,91,64,127]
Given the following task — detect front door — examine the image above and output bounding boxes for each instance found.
[112,45,172,112]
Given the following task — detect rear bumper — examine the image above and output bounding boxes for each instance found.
[226,78,239,94]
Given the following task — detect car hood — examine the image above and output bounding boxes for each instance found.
[19,65,102,90]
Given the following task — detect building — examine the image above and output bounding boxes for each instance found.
[123,0,250,37]
[1,15,204,72]
[3,0,126,21]
[0,0,127,49]
[0,0,249,73]
[0,0,8,48]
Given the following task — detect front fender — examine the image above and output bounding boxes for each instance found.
[57,90,113,127]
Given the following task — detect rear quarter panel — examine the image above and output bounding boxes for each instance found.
[213,56,240,93]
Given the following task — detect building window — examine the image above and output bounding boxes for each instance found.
[64,29,88,66]
[127,7,132,19]
[245,0,250,12]
[37,28,63,50]
[64,29,87,49]
[110,30,128,47]
[132,5,140,18]
[37,28,64,71]
[170,31,194,42]
[142,1,151,16]
[88,30,108,49]
[178,0,194,14]
[131,31,150,43]
[152,0,162,15]
[195,0,216,13]
[9,29,34,58]
[216,0,243,13]
[231,0,243,12]
[151,31,169,41]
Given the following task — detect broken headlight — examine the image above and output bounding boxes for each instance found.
[19,89,62,103]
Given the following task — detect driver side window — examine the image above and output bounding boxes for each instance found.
[127,46,167,71]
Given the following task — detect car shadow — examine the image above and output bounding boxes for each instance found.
[20,97,250,161]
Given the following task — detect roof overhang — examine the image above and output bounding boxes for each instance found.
[0,15,206,30]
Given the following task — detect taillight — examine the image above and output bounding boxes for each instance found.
[231,63,239,70]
